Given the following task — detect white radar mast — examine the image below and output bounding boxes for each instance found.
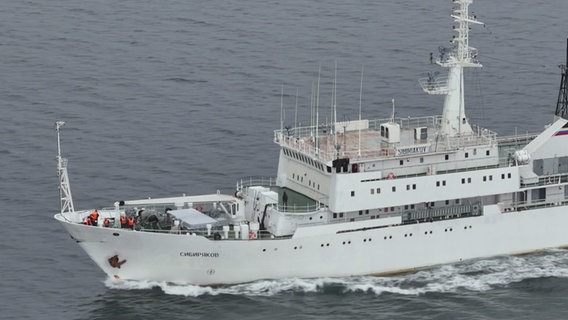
[420,0,484,137]
[55,121,75,214]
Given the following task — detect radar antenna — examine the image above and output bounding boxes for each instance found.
[55,121,75,214]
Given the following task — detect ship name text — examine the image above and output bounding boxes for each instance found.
[180,252,220,258]
[395,144,430,156]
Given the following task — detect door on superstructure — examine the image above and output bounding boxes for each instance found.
[517,191,527,204]
[531,188,546,203]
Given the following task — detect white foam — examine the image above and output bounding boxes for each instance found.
[103,250,568,296]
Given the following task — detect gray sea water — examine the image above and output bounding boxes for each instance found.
[2,0,568,319]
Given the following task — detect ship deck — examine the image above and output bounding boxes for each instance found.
[275,115,498,164]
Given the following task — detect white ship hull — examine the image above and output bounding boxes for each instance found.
[55,204,568,285]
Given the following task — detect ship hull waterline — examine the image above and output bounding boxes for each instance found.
[55,204,568,286]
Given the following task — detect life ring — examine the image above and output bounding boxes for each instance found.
[248,231,257,240]
[387,172,395,179]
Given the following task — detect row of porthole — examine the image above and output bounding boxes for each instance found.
[291,173,321,190]
[422,225,472,235]
[263,226,474,252]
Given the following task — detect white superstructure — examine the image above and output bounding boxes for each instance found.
[55,0,568,286]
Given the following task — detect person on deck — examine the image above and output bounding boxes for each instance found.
[120,215,127,228]
[282,191,288,207]
[127,216,135,229]
[85,210,99,226]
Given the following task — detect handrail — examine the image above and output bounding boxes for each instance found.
[501,198,568,213]
[521,172,568,188]
[138,226,287,240]
[237,176,278,189]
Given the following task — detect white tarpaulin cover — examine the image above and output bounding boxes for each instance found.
[169,208,218,226]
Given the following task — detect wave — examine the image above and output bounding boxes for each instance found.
[104,249,568,297]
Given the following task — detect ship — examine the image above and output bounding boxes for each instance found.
[55,0,568,286]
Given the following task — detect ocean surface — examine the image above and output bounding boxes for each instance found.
[2,0,568,319]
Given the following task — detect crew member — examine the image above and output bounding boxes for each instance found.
[120,215,127,228]
[127,216,135,229]
[89,210,99,226]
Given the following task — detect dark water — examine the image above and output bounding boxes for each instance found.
[2,0,568,319]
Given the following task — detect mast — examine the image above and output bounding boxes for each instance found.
[316,65,321,151]
[280,84,284,134]
[333,61,338,148]
[555,38,568,119]
[55,121,75,214]
[423,0,484,137]
[294,88,299,132]
[358,65,364,157]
